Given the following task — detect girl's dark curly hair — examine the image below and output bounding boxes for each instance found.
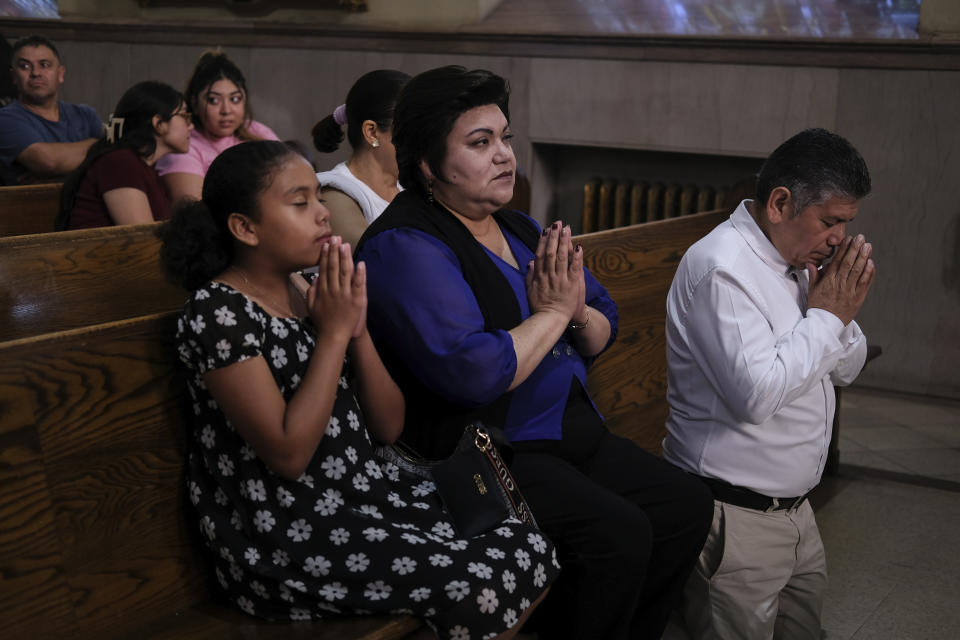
[158,140,297,290]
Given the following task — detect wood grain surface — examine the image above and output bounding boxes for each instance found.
[578,209,728,452]
[0,222,185,342]
[0,183,62,238]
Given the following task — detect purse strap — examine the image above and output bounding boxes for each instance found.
[468,424,536,527]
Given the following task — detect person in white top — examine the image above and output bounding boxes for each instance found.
[663,128,877,640]
[312,69,409,246]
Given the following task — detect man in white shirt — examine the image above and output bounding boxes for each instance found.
[663,128,876,639]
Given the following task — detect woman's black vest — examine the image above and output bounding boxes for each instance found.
[356,190,540,459]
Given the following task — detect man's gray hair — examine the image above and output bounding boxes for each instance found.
[755,128,871,216]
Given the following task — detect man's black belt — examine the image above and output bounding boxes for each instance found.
[695,475,807,512]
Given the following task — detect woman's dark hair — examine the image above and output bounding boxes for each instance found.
[392,66,510,197]
[184,49,255,139]
[756,128,871,215]
[58,80,183,229]
[159,140,297,290]
[312,69,410,153]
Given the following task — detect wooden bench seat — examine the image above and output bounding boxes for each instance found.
[0,183,62,238]
[0,222,183,342]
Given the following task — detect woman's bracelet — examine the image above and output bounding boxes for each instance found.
[568,308,590,330]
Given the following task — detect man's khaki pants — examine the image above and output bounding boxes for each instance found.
[680,499,827,640]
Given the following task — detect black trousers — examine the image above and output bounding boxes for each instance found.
[511,405,712,640]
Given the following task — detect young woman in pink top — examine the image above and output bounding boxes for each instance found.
[157,50,279,204]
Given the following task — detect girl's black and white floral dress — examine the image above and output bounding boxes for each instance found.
[176,281,559,639]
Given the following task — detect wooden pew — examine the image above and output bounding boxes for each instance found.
[0,222,183,342]
[0,313,422,639]
[578,208,729,452]
[0,207,729,450]
[0,183,62,238]
[0,210,728,636]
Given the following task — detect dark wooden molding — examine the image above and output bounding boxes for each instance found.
[2,16,960,70]
[137,0,366,17]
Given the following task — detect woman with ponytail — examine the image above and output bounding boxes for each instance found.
[159,140,554,637]
[312,69,409,246]
[158,50,279,204]
[59,80,190,230]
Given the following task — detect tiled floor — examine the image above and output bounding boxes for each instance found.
[839,388,960,484]
[663,387,960,640]
[814,469,960,639]
[817,388,960,639]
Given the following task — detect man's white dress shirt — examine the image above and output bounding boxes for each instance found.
[662,201,867,497]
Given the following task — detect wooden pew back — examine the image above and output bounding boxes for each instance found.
[0,222,184,342]
[0,183,62,237]
[0,313,421,639]
[578,209,728,452]
[0,313,200,637]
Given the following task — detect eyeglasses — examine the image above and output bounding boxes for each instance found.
[172,110,192,122]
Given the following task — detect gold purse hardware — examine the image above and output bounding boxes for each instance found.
[473,427,492,452]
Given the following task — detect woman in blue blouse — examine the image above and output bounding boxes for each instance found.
[356,66,712,640]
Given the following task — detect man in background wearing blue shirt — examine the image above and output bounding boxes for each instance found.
[0,34,101,184]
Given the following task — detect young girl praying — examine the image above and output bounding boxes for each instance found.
[158,140,556,639]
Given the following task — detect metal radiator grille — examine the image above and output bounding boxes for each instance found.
[581,180,732,232]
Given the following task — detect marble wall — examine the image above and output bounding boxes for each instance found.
[523,57,960,399]
[52,42,531,175]
[836,68,960,398]
[525,58,840,158]
[920,0,960,36]
[42,38,960,399]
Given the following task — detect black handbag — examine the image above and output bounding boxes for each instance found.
[375,423,537,538]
